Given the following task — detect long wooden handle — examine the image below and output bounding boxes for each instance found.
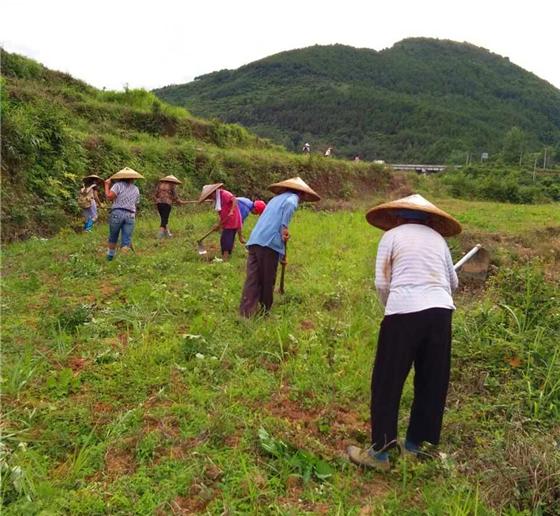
[279,242,287,294]
[197,226,217,243]
[454,244,482,271]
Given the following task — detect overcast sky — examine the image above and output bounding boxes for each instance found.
[2,0,559,91]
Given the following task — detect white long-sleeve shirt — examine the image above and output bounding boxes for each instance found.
[375,224,458,315]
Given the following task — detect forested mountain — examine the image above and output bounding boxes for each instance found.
[155,38,560,162]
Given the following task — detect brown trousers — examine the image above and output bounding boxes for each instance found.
[239,245,280,317]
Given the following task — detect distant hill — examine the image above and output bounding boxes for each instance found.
[155,38,560,162]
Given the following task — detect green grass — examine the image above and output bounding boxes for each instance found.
[2,201,559,514]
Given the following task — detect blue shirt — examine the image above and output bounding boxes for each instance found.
[237,197,254,222]
[247,192,299,255]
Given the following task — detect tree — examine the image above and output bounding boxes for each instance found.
[502,127,526,164]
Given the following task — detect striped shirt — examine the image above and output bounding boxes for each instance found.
[111,181,140,213]
[375,223,458,315]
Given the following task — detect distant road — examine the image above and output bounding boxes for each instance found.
[389,164,448,173]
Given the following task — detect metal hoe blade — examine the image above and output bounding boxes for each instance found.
[197,241,207,255]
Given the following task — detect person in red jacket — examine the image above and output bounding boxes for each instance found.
[198,183,242,261]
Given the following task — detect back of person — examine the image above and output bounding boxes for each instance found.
[155,182,175,205]
[247,192,298,254]
[78,185,95,208]
[111,181,140,212]
[218,189,242,229]
[376,223,457,315]
[236,197,253,222]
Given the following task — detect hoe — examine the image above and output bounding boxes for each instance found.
[454,244,490,279]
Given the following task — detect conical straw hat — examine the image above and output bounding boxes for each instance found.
[110,167,145,180]
[84,174,103,181]
[159,175,182,184]
[365,194,462,237]
[268,176,321,202]
[198,183,224,203]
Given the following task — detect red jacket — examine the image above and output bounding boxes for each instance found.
[218,189,242,230]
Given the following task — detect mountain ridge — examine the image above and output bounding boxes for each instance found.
[155,38,560,162]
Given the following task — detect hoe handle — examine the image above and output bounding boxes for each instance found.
[197,225,218,243]
[454,244,482,271]
[279,243,287,294]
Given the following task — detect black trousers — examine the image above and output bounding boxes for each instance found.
[220,229,237,253]
[239,245,280,317]
[370,308,452,451]
[157,203,172,228]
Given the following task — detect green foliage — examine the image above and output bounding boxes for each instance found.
[438,164,559,203]
[155,38,560,162]
[54,304,93,333]
[46,368,81,398]
[258,428,334,483]
[502,126,526,164]
[2,203,558,514]
[1,49,388,241]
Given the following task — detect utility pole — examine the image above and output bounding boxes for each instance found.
[533,158,538,182]
[543,147,547,170]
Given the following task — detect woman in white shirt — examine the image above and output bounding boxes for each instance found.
[348,194,462,471]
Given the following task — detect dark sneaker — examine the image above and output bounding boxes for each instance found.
[347,445,390,471]
[400,440,436,461]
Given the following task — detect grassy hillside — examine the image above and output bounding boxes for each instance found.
[0,50,387,241]
[2,200,559,514]
[155,38,560,163]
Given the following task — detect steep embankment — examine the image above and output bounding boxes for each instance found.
[0,50,388,241]
[155,38,560,162]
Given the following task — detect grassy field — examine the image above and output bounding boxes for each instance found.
[2,199,559,514]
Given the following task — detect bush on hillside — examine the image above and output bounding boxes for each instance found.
[0,50,389,241]
[439,165,559,203]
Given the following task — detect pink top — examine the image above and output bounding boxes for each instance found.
[219,189,242,229]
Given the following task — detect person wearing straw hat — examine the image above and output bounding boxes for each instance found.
[239,177,320,317]
[78,175,103,232]
[347,194,461,471]
[198,183,242,261]
[104,167,144,261]
[236,197,267,244]
[154,175,187,238]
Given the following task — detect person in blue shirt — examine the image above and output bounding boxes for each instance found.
[236,197,266,243]
[239,177,320,317]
